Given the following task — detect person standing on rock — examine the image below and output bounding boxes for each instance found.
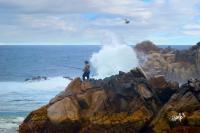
[82,61,90,80]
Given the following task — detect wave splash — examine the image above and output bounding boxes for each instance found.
[90,32,139,79]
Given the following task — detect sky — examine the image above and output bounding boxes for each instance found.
[0,0,200,45]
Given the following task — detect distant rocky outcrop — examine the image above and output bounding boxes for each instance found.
[135,41,200,83]
[135,41,161,54]
[25,76,47,82]
[19,68,200,133]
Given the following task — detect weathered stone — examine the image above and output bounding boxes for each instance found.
[151,90,200,133]
[135,40,160,54]
[136,41,200,83]
[65,77,82,93]
[136,84,153,99]
[47,97,80,123]
[81,80,94,91]
[49,91,69,104]
[77,89,107,116]
[148,75,168,89]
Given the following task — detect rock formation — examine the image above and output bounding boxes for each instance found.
[135,41,160,54]
[135,41,200,83]
[25,76,47,82]
[19,68,200,133]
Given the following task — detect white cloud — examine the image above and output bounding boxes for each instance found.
[183,30,200,36]
[183,23,200,36]
[20,15,77,32]
[0,0,200,44]
[184,24,200,30]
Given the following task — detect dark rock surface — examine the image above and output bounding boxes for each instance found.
[19,68,200,133]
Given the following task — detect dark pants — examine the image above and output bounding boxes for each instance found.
[82,71,90,80]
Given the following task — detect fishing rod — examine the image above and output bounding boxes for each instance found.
[65,66,82,70]
[65,65,96,77]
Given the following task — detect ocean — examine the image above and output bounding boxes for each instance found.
[0,45,191,133]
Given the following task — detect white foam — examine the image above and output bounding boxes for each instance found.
[0,116,24,133]
[0,77,71,92]
[12,117,24,123]
[90,32,139,79]
[0,77,71,112]
[0,77,72,132]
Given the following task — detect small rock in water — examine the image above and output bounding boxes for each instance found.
[24,76,47,82]
[63,76,73,80]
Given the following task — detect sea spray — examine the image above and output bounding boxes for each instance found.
[0,77,71,112]
[90,32,139,78]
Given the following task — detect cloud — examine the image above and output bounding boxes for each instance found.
[183,23,200,36]
[20,15,77,32]
[0,0,200,45]
[184,23,200,30]
[0,0,93,13]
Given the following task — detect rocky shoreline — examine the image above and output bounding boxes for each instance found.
[19,67,200,133]
[135,41,200,83]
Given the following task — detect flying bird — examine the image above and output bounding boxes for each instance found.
[124,19,130,24]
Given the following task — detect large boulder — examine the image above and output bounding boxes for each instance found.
[48,97,80,123]
[49,78,95,104]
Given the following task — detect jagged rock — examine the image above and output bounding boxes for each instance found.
[136,41,200,83]
[150,81,200,133]
[49,91,69,105]
[136,84,153,99]
[49,78,95,104]
[19,69,200,133]
[25,76,47,82]
[148,75,177,104]
[65,77,82,93]
[188,79,200,92]
[135,40,160,54]
[148,75,168,89]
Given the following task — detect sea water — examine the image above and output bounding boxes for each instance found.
[0,45,190,133]
[0,45,100,133]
